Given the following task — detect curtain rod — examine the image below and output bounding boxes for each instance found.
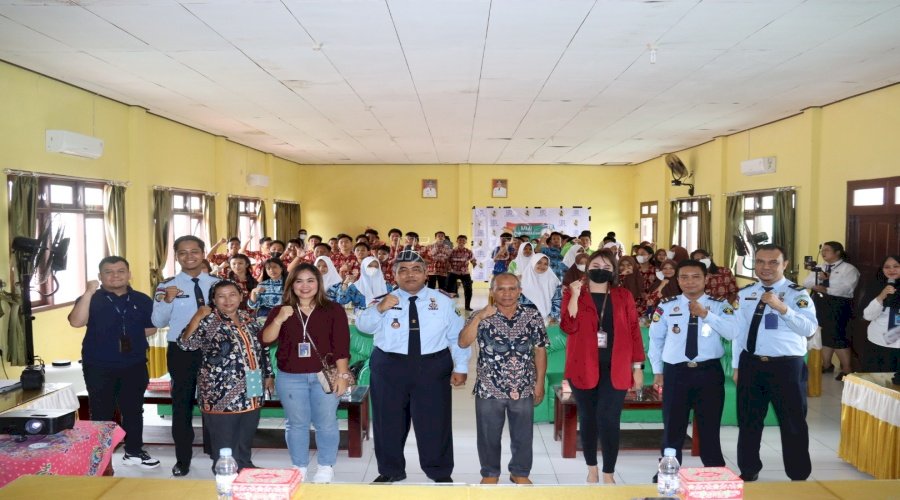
[274,199,299,205]
[670,194,712,201]
[5,168,129,187]
[724,186,797,196]
[152,185,217,196]
[227,194,264,200]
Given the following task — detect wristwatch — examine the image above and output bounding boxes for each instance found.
[338,372,352,380]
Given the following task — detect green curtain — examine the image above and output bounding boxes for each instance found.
[668,201,680,247]
[226,197,239,240]
[203,194,217,244]
[150,189,173,290]
[274,201,300,243]
[723,194,744,270]
[257,200,268,239]
[774,189,797,281]
[6,175,38,366]
[697,198,712,254]
[102,184,127,257]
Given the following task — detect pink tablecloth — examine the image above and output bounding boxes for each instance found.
[0,421,124,487]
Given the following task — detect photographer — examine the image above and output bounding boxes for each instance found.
[860,255,900,383]
[802,242,860,381]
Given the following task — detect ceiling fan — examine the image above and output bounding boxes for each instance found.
[665,153,695,196]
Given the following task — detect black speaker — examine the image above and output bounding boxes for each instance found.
[20,364,45,390]
[0,409,76,436]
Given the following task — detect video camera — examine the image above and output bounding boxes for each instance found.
[803,256,823,273]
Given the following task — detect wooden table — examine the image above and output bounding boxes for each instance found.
[76,385,370,457]
[553,384,698,458]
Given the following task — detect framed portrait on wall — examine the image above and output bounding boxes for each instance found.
[491,179,508,198]
[422,179,438,198]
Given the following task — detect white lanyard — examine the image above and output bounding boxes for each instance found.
[296,305,313,342]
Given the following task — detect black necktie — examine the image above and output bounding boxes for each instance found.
[686,314,699,360]
[746,286,773,354]
[823,264,832,287]
[192,278,205,308]
[408,296,421,358]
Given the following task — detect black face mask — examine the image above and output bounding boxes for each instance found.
[588,269,613,284]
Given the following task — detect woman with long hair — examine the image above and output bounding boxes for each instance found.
[248,257,286,319]
[561,249,645,484]
[860,255,900,383]
[261,263,352,483]
[226,254,258,310]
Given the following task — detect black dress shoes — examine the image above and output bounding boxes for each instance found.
[172,462,190,477]
[739,473,758,482]
[372,474,406,483]
[433,477,454,483]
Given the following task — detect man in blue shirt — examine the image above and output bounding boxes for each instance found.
[649,260,738,472]
[68,256,159,469]
[732,244,817,482]
[151,235,220,477]
[357,250,471,483]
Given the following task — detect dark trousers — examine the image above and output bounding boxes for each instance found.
[203,410,261,471]
[570,367,627,473]
[167,342,203,465]
[814,295,852,349]
[661,361,725,466]
[370,347,454,479]
[82,362,149,455]
[860,338,900,374]
[446,273,474,309]
[475,396,534,478]
[427,274,447,291]
[737,352,811,480]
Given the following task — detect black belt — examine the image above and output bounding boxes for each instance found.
[376,347,449,359]
[667,359,720,369]
[745,353,803,362]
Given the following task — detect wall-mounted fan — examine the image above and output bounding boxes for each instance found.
[665,153,695,196]
[733,222,769,270]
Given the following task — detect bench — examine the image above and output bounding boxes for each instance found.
[552,384,698,459]
[77,385,370,457]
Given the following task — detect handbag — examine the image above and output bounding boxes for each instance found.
[304,320,355,394]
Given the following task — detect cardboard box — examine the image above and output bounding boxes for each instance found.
[233,468,302,500]
[679,467,743,500]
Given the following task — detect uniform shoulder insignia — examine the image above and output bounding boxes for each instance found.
[788,283,806,291]
[709,296,726,302]
[739,282,755,290]
[660,296,678,304]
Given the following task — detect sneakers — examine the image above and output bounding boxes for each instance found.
[122,451,161,469]
[293,466,308,482]
[312,465,334,483]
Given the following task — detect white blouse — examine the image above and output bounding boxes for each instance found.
[862,297,900,349]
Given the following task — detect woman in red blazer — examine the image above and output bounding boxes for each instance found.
[561,248,645,484]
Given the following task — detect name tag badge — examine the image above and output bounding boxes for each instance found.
[597,329,608,348]
[701,324,712,337]
[298,342,311,358]
[764,312,779,330]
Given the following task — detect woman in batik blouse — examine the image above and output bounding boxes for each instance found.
[179,280,274,472]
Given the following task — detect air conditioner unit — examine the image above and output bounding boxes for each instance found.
[246,174,270,187]
[45,130,104,159]
[740,156,776,176]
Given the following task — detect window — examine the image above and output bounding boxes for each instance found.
[734,192,777,278]
[639,201,658,245]
[235,198,262,252]
[852,187,884,207]
[164,191,207,277]
[676,199,700,251]
[21,178,109,308]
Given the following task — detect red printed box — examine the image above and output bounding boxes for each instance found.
[679,467,743,500]
[233,468,302,500]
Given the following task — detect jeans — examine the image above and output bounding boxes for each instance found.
[475,396,534,478]
[275,372,340,467]
[82,362,149,455]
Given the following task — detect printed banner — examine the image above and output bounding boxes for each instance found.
[470,207,591,281]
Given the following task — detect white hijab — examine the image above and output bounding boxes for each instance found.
[314,256,342,290]
[562,243,584,269]
[511,243,535,275]
[520,253,561,320]
[355,256,389,304]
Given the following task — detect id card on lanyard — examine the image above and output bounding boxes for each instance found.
[106,293,133,353]
[297,306,313,358]
[597,293,610,348]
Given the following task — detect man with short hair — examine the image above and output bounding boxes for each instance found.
[649,260,738,474]
[302,235,323,263]
[152,235,220,476]
[459,273,547,485]
[206,237,241,276]
[447,235,477,311]
[68,256,160,469]
[733,244,817,482]
[491,233,516,276]
[425,231,451,291]
[357,250,471,483]
[331,234,360,279]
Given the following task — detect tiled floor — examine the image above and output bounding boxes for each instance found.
[112,289,873,485]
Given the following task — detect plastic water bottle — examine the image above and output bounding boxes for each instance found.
[215,448,238,499]
[657,447,681,497]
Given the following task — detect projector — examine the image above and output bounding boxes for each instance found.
[0,409,76,436]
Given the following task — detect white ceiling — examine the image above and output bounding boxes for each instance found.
[2,0,900,165]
